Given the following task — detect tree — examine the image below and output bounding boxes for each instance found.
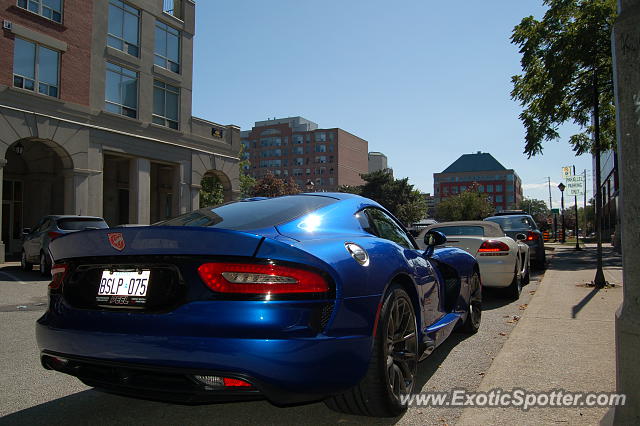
[519,197,550,230]
[251,172,300,197]
[435,186,494,222]
[511,0,617,157]
[238,144,256,198]
[199,175,224,207]
[338,170,427,226]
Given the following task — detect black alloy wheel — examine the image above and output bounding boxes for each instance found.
[461,272,481,334]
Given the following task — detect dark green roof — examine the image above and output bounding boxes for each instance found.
[441,152,506,173]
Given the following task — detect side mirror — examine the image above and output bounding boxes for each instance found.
[424,230,447,247]
[22,228,31,235]
[515,233,527,241]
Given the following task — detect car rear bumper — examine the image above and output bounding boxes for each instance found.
[477,258,514,288]
[36,297,375,405]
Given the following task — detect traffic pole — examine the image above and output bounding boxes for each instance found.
[573,165,581,250]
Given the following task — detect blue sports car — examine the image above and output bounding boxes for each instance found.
[36,193,481,417]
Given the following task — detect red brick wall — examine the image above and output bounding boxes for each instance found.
[336,129,368,187]
[0,0,93,106]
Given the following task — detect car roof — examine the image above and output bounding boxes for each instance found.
[45,215,106,220]
[485,214,533,220]
[425,221,505,238]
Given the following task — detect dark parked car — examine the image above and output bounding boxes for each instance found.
[21,215,109,275]
[484,214,546,269]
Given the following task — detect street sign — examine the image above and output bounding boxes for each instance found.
[551,208,559,214]
[562,166,572,179]
[565,175,585,196]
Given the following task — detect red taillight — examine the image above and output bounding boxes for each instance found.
[526,231,539,241]
[223,377,252,387]
[48,231,64,240]
[197,262,329,295]
[478,240,510,254]
[49,263,68,290]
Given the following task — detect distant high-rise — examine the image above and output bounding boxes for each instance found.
[241,117,368,191]
[434,151,523,211]
[368,151,393,176]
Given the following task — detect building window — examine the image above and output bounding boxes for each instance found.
[293,134,303,144]
[496,184,503,192]
[105,62,138,117]
[13,38,59,98]
[315,144,327,153]
[293,146,303,155]
[17,0,62,23]
[315,132,326,142]
[162,0,182,19]
[487,184,493,192]
[155,21,180,73]
[107,0,140,57]
[495,195,503,203]
[153,80,179,129]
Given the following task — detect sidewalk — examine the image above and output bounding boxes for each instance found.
[457,244,623,425]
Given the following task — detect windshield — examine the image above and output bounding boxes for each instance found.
[485,216,534,231]
[57,218,109,230]
[156,195,338,230]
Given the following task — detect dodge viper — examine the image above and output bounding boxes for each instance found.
[36,193,481,417]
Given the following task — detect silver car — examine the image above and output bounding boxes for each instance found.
[21,215,109,275]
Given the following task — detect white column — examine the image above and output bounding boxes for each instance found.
[191,184,201,211]
[63,169,91,215]
[129,158,151,224]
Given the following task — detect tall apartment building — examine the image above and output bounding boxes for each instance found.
[434,151,523,212]
[241,117,368,192]
[0,0,240,261]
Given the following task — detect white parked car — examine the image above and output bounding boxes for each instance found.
[418,221,530,299]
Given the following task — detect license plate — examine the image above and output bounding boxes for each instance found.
[96,270,150,306]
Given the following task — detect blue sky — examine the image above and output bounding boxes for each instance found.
[191,0,593,208]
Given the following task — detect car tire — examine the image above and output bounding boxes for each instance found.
[21,250,33,272]
[505,264,522,300]
[460,272,481,334]
[39,252,51,276]
[324,285,418,417]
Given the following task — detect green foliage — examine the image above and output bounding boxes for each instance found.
[339,171,427,226]
[519,197,550,229]
[199,175,224,208]
[239,144,256,198]
[511,0,617,157]
[435,186,494,221]
[251,172,300,197]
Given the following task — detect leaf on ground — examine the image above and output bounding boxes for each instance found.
[519,304,528,310]
[529,291,536,295]
[499,332,507,336]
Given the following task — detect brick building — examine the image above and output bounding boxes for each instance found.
[434,151,523,212]
[241,117,368,192]
[0,0,240,261]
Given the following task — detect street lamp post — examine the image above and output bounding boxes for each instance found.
[558,183,566,243]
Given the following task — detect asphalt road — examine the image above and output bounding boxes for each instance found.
[0,260,548,426]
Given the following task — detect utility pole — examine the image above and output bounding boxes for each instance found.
[547,177,555,240]
[592,68,606,288]
[573,165,581,250]
[583,169,587,234]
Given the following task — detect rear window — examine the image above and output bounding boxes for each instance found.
[57,218,108,230]
[157,195,338,230]
[433,226,485,236]
[485,216,534,231]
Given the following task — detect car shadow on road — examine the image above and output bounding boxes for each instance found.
[0,387,403,426]
[0,265,49,282]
